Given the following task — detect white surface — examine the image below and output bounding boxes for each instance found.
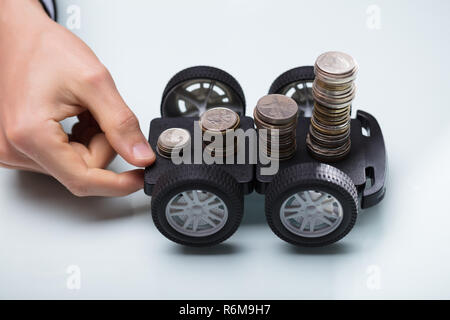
[1,0,450,299]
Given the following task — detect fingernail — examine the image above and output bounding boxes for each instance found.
[133,142,154,160]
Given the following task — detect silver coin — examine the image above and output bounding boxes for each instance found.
[312,85,356,108]
[157,128,191,149]
[316,51,357,76]
[200,107,238,132]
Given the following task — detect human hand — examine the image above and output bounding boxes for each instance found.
[0,0,155,196]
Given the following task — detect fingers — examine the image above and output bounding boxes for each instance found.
[80,168,144,197]
[15,120,144,197]
[70,112,102,146]
[70,133,116,169]
[73,66,155,167]
[53,147,143,197]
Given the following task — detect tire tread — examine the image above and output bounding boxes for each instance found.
[265,163,358,247]
[151,165,243,246]
[161,66,246,116]
[268,66,315,94]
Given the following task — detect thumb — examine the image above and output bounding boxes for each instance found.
[75,66,155,167]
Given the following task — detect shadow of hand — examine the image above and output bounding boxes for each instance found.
[15,171,149,222]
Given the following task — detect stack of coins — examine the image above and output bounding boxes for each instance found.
[199,107,240,158]
[306,51,358,162]
[254,94,298,160]
[157,128,191,159]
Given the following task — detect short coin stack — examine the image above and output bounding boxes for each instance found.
[157,128,191,159]
[254,94,298,160]
[306,51,358,162]
[199,107,240,158]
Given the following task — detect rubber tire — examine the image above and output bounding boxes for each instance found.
[161,66,246,117]
[151,165,244,247]
[268,66,315,95]
[265,163,358,247]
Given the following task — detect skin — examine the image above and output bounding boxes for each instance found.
[0,0,156,197]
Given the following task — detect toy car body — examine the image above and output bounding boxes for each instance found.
[144,66,387,247]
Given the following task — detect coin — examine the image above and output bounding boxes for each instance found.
[311,116,350,135]
[157,128,191,159]
[158,128,190,149]
[309,128,350,148]
[312,85,356,108]
[313,102,350,116]
[254,94,298,160]
[315,51,358,85]
[306,134,351,162]
[199,107,240,158]
[313,112,350,126]
[200,107,239,132]
[255,94,298,125]
[316,51,356,75]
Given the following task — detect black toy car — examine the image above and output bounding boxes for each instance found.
[144,66,386,247]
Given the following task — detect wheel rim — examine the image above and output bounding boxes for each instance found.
[280,190,343,238]
[163,79,244,117]
[165,190,229,237]
[279,80,314,117]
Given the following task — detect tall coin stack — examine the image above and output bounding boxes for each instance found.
[200,107,240,158]
[306,51,358,161]
[254,94,298,160]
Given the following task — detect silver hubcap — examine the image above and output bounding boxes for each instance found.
[165,79,243,117]
[165,190,228,237]
[280,190,343,238]
[281,80,314,117]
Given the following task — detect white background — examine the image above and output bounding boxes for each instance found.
[1,0,450,299]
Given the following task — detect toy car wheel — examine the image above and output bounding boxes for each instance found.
[161,66,246,117]
[265,163,358,247]
[151,166,244,246]
[268,66,315,117]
